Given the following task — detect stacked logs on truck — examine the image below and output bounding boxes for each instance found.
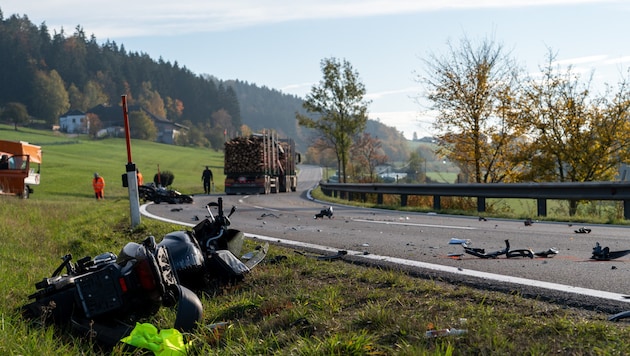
[224,136,273,173]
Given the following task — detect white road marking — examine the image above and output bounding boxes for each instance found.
[352,218,476,230]
[140,204,630,305]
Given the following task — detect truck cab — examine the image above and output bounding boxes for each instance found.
[0,140,42,198]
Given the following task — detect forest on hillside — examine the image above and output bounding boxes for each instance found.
[0,9,410,159]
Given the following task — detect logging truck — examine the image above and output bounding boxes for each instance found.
[224,131,300,195]
[0,140,42,198]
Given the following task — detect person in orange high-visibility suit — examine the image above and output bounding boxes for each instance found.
[136,169,144,186]
[92,172,105,200]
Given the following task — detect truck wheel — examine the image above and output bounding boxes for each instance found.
[22,185,30,199]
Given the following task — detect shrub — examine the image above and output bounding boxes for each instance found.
[153,170,174,187]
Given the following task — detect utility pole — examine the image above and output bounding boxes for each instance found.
[121,95,141,227]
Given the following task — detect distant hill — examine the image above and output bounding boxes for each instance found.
[0,11,410,161]
[218,79,410,160]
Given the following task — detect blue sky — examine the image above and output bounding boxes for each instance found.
[3,1,630,139]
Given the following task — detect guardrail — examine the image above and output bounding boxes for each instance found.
[318,181,630,219]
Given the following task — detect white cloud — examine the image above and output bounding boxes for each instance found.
[1,0,613,38]
[280,82,315,97]
[552,55,609,66]
[369,110,437,139]
[365,87,421,100]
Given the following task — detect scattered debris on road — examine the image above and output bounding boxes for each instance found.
[591,242,630,261]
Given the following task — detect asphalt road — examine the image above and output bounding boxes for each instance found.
[144,165,630,314]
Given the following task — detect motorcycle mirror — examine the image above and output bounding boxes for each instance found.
[205,204,216,223]
[228,206,236,218]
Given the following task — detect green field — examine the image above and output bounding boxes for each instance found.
[1,124,224,200]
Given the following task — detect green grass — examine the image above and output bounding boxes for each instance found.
[1,124,223,200]
[3,125,630,354]
[3,199,630,355]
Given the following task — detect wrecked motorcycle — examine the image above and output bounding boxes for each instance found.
[139,183,193,204]
[157,197,268,292]
[22,236,202,347]
[314,206,334,219]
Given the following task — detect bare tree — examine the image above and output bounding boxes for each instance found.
[350,133,388,182]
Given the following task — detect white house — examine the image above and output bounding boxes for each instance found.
[59,110,88,134]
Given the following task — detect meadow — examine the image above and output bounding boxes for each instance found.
[0,124,224,200]
[2,125,630,355]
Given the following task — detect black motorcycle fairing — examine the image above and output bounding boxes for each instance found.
[205,249,250,283]
[157,231,206,289]
[224,229,245,256]
[173,285,203,332]
[158,231,205,273]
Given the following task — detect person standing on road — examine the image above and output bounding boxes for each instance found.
[202,166,213,194]
[92,172,105,200]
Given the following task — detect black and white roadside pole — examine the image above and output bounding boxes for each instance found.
[121,95,141,227]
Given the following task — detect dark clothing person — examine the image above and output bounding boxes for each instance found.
[0,155,8,169]
[202,166,213,194]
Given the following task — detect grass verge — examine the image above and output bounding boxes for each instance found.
[2,197,629,355]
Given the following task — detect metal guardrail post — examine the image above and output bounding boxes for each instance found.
[433,195,441,210]
[477,197,485,212]
[401,194,408,207]
[537,199,547,217]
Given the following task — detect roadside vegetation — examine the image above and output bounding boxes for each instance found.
[1,126,630,354]
[3,198,630,355]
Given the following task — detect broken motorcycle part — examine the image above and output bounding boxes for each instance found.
[314,206,334,219]
[459,239,546,259]
[295,249,348,261]
[591,242,630,261]
[158,197,267,291]
[534,248,559,258]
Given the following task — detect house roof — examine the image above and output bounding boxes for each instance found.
[60,109,86,117]
[86,104,187,130]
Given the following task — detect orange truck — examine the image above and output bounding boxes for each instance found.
[0,140,42,198]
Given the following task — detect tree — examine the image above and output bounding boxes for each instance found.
[420,36,524,183]
[128,110,157,141]
[1,102,30,130]
[406,151,425,183]
[165,97,184,122]
[518,51,630,214]
[297,58,371,183]
[137,81,166,118]
[82,80,108,110]
[31,69,70,124]
[86,113,102,138]
[350,133,388,182]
